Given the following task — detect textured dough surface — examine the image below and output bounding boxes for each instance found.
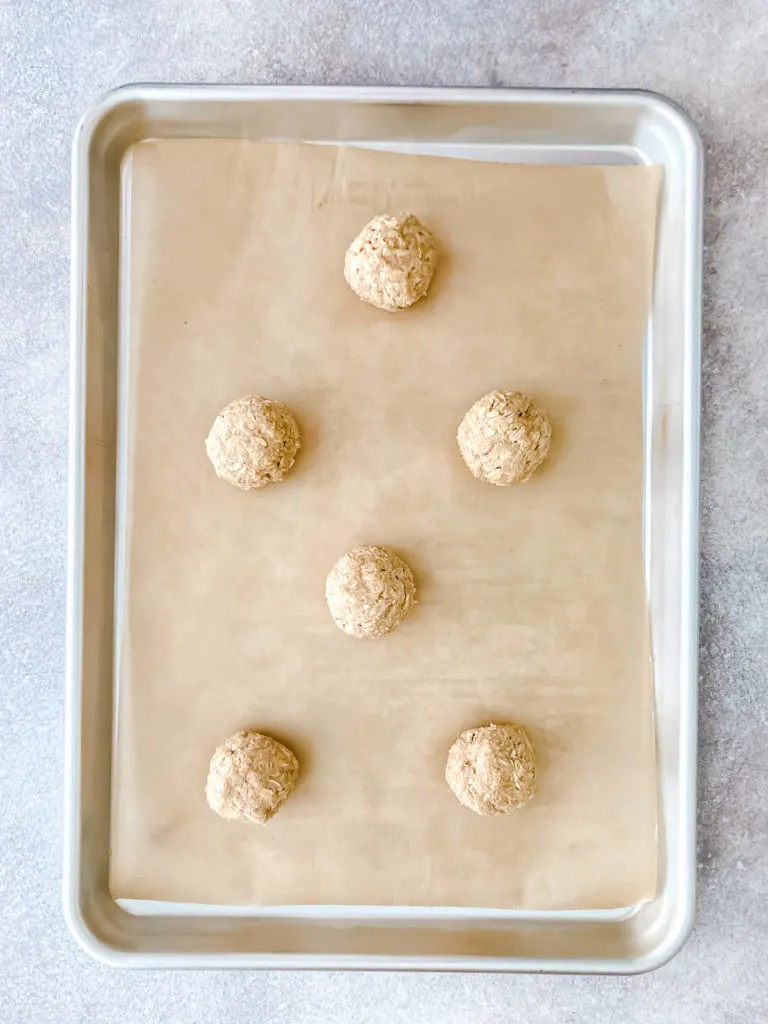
[344,213,437,311]
[325,544,416,639]
[205,394,300,490]
[205,729,299,824]
[445,723,537,816]
[457,389,551,485]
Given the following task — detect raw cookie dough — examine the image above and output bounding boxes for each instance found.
[457,389,551,485]
[205,729,299,824]
[325,544,416,639]
[205,394,300,490]
[445,723,537,816]
[344,213,437,311]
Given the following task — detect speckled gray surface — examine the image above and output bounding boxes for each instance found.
[1,1,767,1020]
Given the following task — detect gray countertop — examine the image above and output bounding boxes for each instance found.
[1,1,766,1021]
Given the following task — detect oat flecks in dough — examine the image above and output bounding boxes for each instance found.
[205,729,299,824]
[325,544,416,639]
[445,723,537,816]
[457,389,551,485]
[344,213,437,312]
[205,394,300,491]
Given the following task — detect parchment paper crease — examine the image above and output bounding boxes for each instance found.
[110,141,660,909]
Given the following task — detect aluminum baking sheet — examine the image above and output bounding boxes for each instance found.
[65,85,702,972]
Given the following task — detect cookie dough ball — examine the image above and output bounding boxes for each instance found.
[457,390,551,485]
[445,723,536,816]
[205,395,300,491]
[344,213,437,311]
[325,544,416,639]
[205,729,299,824]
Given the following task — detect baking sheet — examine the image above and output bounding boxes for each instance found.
[111,140,661,910]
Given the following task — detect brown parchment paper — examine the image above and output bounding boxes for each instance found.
[110,140,661,910]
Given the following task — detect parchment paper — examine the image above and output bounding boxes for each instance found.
[110,140,661,910]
